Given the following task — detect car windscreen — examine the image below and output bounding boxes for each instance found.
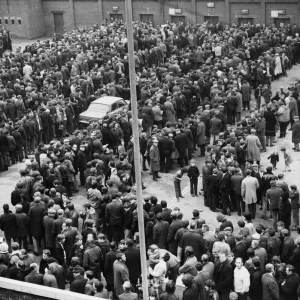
[88,103,110,112]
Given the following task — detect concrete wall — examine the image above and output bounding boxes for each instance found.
[0,277,106,300]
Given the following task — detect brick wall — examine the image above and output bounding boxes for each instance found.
[196,1,227,24]
[0,0,45,39]
[27,0,46,39]
[229,2,262,25]
[42,0,73,36]
[265,2,298,25]
[131,0,160,25]
[102,0,126,22]
[74,0,101,27]
[4,0,300,38]
[0,0,29,38]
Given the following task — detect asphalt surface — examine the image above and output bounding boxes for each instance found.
[2,55,300,238]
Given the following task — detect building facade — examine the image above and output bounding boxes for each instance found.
[1,0,300,39]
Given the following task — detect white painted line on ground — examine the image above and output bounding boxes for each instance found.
[168,185,191,208]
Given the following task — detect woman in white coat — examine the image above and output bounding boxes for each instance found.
[274,53,282,79]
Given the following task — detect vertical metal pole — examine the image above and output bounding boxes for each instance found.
[124,1,149,300]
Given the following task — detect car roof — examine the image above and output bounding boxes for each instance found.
[92,96,124,105]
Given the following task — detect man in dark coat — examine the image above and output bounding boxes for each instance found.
[249,258,263,300]
[234,234,247,262]
[158,134,174,173]
[83,240,103,280]
[11,127,23,162]
[292,115,300,151]
[28,197,46,255]
[281,229,295,263]
[105,195,125,243]
[202,160,213,207]
[219,167,232,216]
[264,105,277,147]
[0,132,9,170]
[142,103,154,135]
[0,204,18,252]
[262,264,279,300]
[62,219,79,254]
[167,211,184,255]
[214,251,233,300]
[153,213,169,249]
[15,204,29,251]
[281,264,300,300]
[174,128,188,168]
[77,144,87,186]
[180,222,206,261]
[39,108,51,144]
[161,200,172,224]
[113,253,130,298]
[182,274,200,300]
[70,266,87,294]
[150,196,162,215]
[124,239,141,289]
[43,209,56,253]
[52,209,65,242]
[289,238,300,276]
[193,265,207,300]
[104,242,120,293]
[25,263,43,285]
[11,183,26,207]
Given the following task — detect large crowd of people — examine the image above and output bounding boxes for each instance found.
[0,18,299,300]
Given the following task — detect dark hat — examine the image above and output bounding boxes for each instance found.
[192,209,199,217]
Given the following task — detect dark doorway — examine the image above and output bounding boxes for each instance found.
[110,14,123,21]
[204,16,219,24]
[171,16,185,24]
[274,18,290,27]
[53,13,64,34]
[238,18,254,26]
[140,14,154,24]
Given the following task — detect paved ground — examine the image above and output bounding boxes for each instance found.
[11,37,49,52]
[2,38,300,237]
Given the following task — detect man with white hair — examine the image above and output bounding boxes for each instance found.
[251,239,267,269]
[119,281,138,300]
[262,264,279,300]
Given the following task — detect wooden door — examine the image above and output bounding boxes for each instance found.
[53,13,64,34]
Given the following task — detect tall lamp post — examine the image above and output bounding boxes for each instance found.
[125,0,149,299]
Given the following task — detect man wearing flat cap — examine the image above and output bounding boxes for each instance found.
[70,266,87,294]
